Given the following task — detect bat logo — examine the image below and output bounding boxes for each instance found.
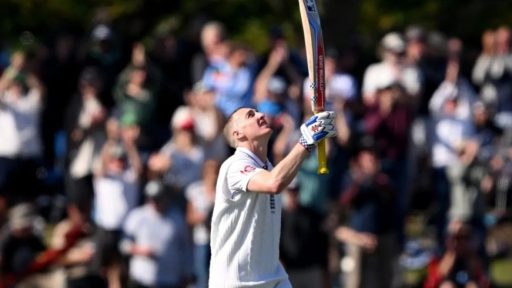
[306,0,316,13]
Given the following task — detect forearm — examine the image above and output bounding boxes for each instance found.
[472,56,491,84]
[254,61,279,103]
[248,142,309,194]
[125,143,142,176]
[429,81,456,113]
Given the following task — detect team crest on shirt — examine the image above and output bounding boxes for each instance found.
[240,165,256,174]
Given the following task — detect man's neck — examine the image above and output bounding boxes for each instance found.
[238,140,268,163]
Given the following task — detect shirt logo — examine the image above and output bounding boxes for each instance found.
[240,165,256,174]
[270,195,276,214]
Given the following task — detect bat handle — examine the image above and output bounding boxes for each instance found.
[317,138,328,174]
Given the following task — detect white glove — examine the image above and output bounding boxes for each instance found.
[300,111,336,146]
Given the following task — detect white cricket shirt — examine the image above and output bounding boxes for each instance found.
[209,147,289,288]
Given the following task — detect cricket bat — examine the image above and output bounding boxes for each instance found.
[298,0,328,174]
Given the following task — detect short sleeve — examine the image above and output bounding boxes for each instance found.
[123,209,139,237]
[225,160,265,199]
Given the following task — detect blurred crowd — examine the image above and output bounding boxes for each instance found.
[1,17,512,288]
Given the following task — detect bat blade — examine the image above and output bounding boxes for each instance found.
[298,0,328,174]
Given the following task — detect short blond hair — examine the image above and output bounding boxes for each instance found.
[223,107,245,148]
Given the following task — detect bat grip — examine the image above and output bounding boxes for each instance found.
[317,138,328,174]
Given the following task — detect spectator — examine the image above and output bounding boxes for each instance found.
[429,63,476,247]
[254,41,302,123]
[65,67,107,216]
[0,203,46,287]
[424,220,489,288]
[257,26,307,86]
[148,106,205,195]
[0,51,45,203]
[185,159,219,288]
[472,26,512,129]
[362,32,422,108]
[255,30,304,107]
[113,44,159,152]
[121,180,193,288]
[280,179,330,288]
[337,148,397,288]
[91,123,142,288]
[404,25,445,116]
[191,21,229,84]
[84,24,122,108]
[201,42,255,117]
[187,82,228,162]
[50,202,106,288]
[0,87,19,213]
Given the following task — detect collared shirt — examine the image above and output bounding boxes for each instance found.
[123,204,192,286]
[209,147,289,287]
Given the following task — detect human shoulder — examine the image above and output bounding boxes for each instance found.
[124,205,151,231]
[185,180,204,200]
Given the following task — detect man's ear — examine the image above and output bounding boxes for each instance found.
[232,129,240,140]
[232,129,246,142]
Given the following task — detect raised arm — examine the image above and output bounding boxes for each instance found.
[253,46,286,103]
[248,111,336,194]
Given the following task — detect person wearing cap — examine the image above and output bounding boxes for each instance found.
[254,41,302,123]
[121,180,193,288]
[148,105,205,194]
[187,82,228,162]
[0,203,46,285]
[91,122,143,288]
[362,31,422,107]
[85,24,121,107]
[255,74,302,164]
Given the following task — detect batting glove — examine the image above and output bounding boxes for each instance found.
[299,111,336,151]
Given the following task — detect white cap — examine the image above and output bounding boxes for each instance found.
[92,24,112,41]
[145,180,164,198]
[267,76,287,94]
[381,32,405,53]
[171,106,195,130]
[328,74,357,100]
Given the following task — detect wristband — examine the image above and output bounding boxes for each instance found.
[299,136,314,152]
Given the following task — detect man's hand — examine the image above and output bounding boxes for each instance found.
[300,111,336,146]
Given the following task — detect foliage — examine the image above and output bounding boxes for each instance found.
[0,0,511,55]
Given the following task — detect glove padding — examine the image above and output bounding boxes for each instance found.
[300,111,337,145]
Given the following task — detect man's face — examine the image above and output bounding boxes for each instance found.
[232,108,272,143]
[359,151,378,176]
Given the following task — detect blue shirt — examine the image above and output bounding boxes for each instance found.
[202,61,254,117]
